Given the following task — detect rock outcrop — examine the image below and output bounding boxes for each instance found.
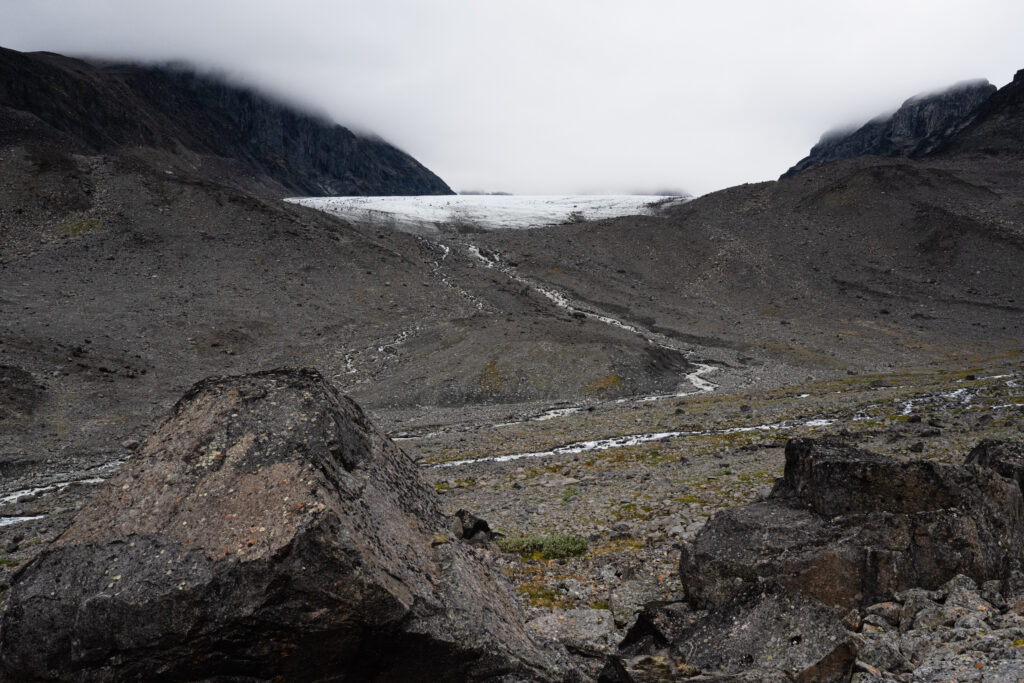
[782,79,996,178]
[932,68,1024,159]
[600,438,1024,681]
[965,438,1024,492]
[0,368,574,681]
[0,45,453,197]
[681,438,1024,611]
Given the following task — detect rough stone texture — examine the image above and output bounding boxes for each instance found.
[680,438,1024,611]
[965,439,1024,492]
[673,582,853,677]
[935,68,1024,159]
[598,585,855,682]
[0,368,575,682]
[528,608,621,678]
[782,79,995,177]
[847,574,1024,680]
[0,45,453,197]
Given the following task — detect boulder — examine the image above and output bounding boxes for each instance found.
[0,368,576,681]
[964,438,1024,492]
[455,508,496,544]
[599,584,856,682]
[681,438,1024,611]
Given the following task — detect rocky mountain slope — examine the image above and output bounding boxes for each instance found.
[0,46,452,197]
[931,68,1024,161]
[782,78,996,177]
[472,72,1024,392]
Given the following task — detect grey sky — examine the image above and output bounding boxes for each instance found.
[3,1,1023,196]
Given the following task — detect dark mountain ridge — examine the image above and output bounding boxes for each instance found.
[0,46,452,197]
[930,68,1024,159]
[782,78,996,178]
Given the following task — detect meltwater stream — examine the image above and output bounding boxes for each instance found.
[435,417,836,468]
[465,243,720,401]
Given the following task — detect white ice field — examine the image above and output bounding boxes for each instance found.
[284,194,690,232]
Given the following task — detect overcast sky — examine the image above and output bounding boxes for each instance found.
[3,1,1023,196]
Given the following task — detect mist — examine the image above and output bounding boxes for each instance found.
[3,0,1022,196]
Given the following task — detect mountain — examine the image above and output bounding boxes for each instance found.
[477,72,1024,379]
[782,79,996,178]
[929,68,1024,160]
[0,46,452,197]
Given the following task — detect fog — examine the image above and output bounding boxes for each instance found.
[3,1,1023,195]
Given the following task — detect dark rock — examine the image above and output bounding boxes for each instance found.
[681,438,1024,611]
[601,583,856,682]
[0,365,43,420]
[0,46,453,197]
[0,368,574,681]
[455,508,495,543]
[782,79,996,178]
[527,608,618,663]
[679,582,851,676]
[616,601,702,655]
[964,439,1024,493]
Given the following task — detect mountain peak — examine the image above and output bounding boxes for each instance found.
[782,79,996,178]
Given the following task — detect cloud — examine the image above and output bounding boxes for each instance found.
[3,0,1023,195]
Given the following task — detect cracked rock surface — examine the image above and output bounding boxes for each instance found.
[0,368,577,682]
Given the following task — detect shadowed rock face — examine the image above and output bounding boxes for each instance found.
[681,438,1024,611]
[0,368,574,682]
[965,439,1024,493]
[0,45,453,197]
[782,80,996,178]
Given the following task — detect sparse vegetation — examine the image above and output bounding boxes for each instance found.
[497,533,588,560]
[60,218,102,236]
[585,374,622,396]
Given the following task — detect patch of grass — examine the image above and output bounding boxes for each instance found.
[518,580,572,608]
[478,360,504,394]
[591,537,645,555]
[676,494,701,504]
[496,533,588,560]
[586,374,623,396]
[611,502,655,522]
[0,558,19,568]
[641,448,672,464]
[60,218,102,236]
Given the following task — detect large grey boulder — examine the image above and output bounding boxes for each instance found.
[599,584,857,682]
[603,439,1024,680]
[0,368,576,682]
[681,438,1024,611]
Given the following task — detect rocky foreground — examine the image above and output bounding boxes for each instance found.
[1,366,1023,681]
[0,369,577,681]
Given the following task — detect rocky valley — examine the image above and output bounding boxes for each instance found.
[1,45,1023,681]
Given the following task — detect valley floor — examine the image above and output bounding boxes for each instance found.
[3,350,1020,675]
